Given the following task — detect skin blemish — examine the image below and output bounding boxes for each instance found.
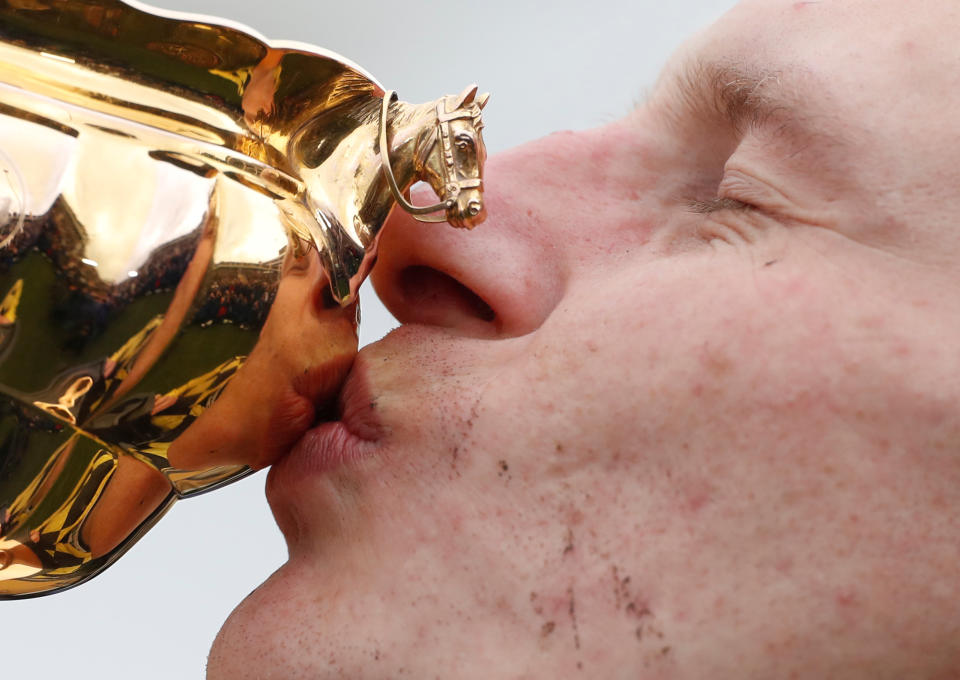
[612,566,622,609]
[532,592,563,649]
[449,446,462,479]
[698,342,733,377]
[835,588,858,608]
[858,315,884,329]
[764,259,779,267]
[626,600,653,622]
[530,591,544,616]
[568,586,581,650]
[611,568,659,643]
[775,558,794,574]
[683,484,712,514]
[563,527,575,556]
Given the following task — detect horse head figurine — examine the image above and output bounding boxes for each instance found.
[285,83,489,303]
[380,84,489,230]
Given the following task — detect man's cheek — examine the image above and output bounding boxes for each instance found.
[622,280,844,427]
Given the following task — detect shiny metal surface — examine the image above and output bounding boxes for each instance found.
[0,0,487,597]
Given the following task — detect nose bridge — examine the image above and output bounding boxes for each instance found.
[486,131,599,233]
[499,122,656,241]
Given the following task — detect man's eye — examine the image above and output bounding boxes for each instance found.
[686,196,753,214]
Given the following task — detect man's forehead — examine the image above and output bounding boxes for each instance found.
[702,0,956,69]
[657,3,817,116]
[656,0,959,138]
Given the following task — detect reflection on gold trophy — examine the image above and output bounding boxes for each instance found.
[0,0,488,597]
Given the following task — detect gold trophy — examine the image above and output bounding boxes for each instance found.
[0,0,488,597]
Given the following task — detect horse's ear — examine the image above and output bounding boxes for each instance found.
[452,83,478,109]
[476,92,490,110]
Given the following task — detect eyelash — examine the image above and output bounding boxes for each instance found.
[686,196,753,214]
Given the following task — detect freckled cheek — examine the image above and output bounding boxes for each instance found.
[671,309,855,420]
[569,278,817,419]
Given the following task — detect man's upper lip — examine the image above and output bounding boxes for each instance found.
[317,352,384,441]
[292,322,451,451]
[333,352,384,442]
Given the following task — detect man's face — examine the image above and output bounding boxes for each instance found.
[209,0,960,677]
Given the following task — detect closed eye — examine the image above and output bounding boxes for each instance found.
[686,196,753,213]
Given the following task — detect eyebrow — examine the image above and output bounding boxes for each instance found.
[656,59,826,145]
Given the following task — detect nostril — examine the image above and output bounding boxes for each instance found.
[398,265,495,325]
[316,281,339,310]
[468,200,482,216]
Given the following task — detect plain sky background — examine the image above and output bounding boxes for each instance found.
[3,0,737,677]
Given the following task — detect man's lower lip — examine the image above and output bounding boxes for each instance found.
[270,419,378,481]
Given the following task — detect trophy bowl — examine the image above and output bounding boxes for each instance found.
[0,0,487,597]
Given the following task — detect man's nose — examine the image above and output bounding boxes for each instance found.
[371,138,576,338]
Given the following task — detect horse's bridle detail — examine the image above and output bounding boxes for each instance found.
[379,90,482,223]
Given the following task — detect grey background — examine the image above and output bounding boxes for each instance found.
[3,0,735,677]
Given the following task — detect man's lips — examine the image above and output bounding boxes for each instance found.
[265,323,455,510]
[333,354,386,442]
[243,351,355,470]
[267,353,382,483]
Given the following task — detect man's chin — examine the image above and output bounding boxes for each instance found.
[207,562,301,680]
[208,555,387,680]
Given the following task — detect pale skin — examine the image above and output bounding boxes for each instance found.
[208,0,960,677]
